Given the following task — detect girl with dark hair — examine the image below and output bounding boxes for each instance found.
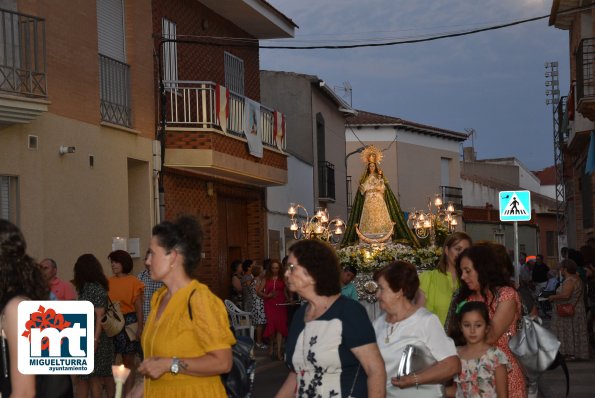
[107,249,144,395]
[134,216,235,397]
[452,245,525,398]
[447,302,509,398]
[0,219,49,397]
[73,254,115,398]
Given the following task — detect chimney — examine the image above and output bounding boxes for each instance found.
[463,147,476,161]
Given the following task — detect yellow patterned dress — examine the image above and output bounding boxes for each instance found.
[359,174,393,237]
[142,280,236,397]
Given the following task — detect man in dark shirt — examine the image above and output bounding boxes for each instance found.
[532,254,550,294]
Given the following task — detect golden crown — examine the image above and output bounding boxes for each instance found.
[360,145,383,164]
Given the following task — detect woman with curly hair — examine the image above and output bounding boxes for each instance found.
[0,219,47,396]
[132,216,235,397]
[449,245,525,398]
[0,219,72,397]
[73,254,115,398]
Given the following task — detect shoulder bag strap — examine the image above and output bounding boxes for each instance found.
[187,289,197,320]
[0,311,8,379]
[347,364,360,398]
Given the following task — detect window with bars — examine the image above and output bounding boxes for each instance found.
[162,18,178,88]
[0,176,19,224]
[97,0,131,127]
[224,52,244,95]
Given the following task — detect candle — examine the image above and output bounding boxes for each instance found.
[112,364,131,398]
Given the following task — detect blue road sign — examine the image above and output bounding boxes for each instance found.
[499,191,531,222]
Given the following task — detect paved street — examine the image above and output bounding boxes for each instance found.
[252,348,289,397]
[537,356,595,398]
[251,343,595,398]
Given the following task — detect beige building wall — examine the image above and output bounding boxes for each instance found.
[0,1,156,281]
[347,137,461,214]
[0,113,154,281]
[311,91,348,220]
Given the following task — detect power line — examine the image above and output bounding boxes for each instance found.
[260,14,548,50]
[167,4,591,51]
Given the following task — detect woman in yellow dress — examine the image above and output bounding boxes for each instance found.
[132,216,236,397]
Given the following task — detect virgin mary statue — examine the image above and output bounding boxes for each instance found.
[341,146,419,247]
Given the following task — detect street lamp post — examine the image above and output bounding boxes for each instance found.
[345,146,366,212]
[407,194,457,247]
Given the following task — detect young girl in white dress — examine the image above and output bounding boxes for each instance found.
[447,301,509,398]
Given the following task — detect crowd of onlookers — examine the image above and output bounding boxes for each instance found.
[4,212,595,398]
[230,235,595,398]
[518,243,595,362]
[1,217,237,398]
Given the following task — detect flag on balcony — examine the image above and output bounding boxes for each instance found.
[274,111,285,151]
[586,131,595,175]
[244,98,263,158]
[216,84,229,133]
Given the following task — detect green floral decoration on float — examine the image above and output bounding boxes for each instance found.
[337,243,441,302]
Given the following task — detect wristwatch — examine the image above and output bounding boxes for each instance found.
[170,357,180,375]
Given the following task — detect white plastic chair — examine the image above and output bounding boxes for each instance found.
[224,299,255,340]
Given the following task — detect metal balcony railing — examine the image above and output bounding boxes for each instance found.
[99,54,131,127]
[318,161,335,201]
[0,8,46,98]
[440,185,463,211]
[162,80,285,150]
[576,38,595,103]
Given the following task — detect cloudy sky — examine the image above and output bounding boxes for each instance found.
[260,0,570,171]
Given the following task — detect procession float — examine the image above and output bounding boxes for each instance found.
[288,146,459,302]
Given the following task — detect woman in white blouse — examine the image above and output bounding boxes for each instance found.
[373,261,460,398]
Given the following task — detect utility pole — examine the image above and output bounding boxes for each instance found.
[545,61,567,253]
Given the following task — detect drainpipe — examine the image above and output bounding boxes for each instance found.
[156,39,168,222]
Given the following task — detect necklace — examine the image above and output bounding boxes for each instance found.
[385,320,398,344]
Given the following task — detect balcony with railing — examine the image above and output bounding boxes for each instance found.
[318,161,335,201]
[440,185,463,211]
[162,81,287,186]
[163,81,285,150]
[0,8,48,124]
[576,38,595,120]
[99,54,131,128]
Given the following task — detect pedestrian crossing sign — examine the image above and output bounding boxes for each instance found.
[499,191,531,222]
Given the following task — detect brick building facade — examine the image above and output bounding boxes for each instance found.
[152,0,296,297]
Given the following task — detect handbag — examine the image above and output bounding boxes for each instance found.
[100,297,125,337]
[508,316,560,380]
[555,278,581,318]
[187,289,255,397]
[125,322,139,342]
[395,344,436,379]
[556,303,575,317]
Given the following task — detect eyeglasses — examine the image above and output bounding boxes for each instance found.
[288,263,296,272]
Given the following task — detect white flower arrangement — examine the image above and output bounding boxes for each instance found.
[337,242,441,274]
